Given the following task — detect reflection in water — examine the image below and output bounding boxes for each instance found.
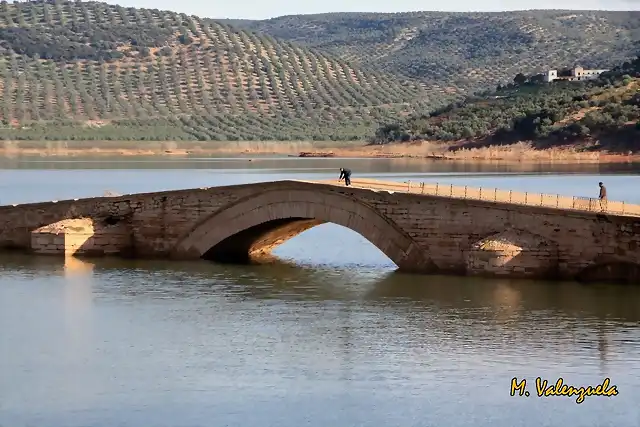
[1,254,640,427]
[598,324,609,368]
[62,256,96,410]
[1,155,639,174]
[63,256,94,350]
[1,158,640,427]
[17,255,638,324]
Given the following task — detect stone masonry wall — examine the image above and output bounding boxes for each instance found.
[0,180,639,280]
[465,229,560,278]
[0,184,260,255]
[350,186,640,278]
[31,218,132,256]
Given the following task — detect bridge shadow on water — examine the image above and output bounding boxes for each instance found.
[3,251,640,367]
[2,251,640,325]
[366,271,640,322]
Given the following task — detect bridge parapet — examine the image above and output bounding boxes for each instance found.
[313,178,640,217]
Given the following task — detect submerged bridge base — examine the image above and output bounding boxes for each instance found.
[0,179,639,284]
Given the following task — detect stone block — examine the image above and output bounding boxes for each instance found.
[30,218,131,257]
[465,229,560,279]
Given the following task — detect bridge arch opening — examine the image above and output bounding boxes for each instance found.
[202,217,323,264]
[172,189,433,273]
[204,220,398,268]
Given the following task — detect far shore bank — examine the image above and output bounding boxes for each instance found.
[0,140,638,164]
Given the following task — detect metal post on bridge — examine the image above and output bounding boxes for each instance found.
[622,201,625,215]
[435,183,438,195]
[524,192,528,205]
[556,194,559,208]
[494,188,497,202]
[450,184,453,197]
[464,186,468,199]
[407,180,411,192]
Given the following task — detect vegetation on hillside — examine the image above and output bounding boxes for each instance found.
[0,0,429,141]
[372,57,640,152]
[230,11,640,94]
[1,2,638,145]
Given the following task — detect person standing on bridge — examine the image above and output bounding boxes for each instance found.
[598,181,607,211]
[338,167,351,186]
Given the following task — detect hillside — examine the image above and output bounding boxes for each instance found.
[0,1,429,141]
[372,57,640,153]
[229,11,640,94]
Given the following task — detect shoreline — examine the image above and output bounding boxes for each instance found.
[0,140,638,164]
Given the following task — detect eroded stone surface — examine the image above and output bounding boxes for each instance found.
[30,217,131,256]
[466,229,559,278]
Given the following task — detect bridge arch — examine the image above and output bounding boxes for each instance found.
[171,189,434,272]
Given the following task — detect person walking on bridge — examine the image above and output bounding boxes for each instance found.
[338,167,351,186]
[598,181,607,211]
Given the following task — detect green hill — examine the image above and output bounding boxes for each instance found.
[372,57,640,153]
[0,0,429,141]
[229,11,640,94]
[2,3,639,144]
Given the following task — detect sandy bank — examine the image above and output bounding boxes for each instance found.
[331,141,640,164]
[0,140,637,164]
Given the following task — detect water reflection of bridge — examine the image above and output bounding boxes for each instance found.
[5,255,640,323]
[4,254,636,368]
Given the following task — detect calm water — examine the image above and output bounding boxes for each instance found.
[1,157,640,427]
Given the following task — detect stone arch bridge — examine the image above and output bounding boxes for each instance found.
[0,179,639,283]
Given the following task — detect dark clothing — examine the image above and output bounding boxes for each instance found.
[599,185,607,200]
[339,168,351,186]
[598,184,608,211]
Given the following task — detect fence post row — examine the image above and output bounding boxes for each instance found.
[383,181,637,218]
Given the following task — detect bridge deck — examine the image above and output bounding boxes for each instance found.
[2,178,638,219]
[302,178,640,218]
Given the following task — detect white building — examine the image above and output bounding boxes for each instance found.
[543,66,609,83]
